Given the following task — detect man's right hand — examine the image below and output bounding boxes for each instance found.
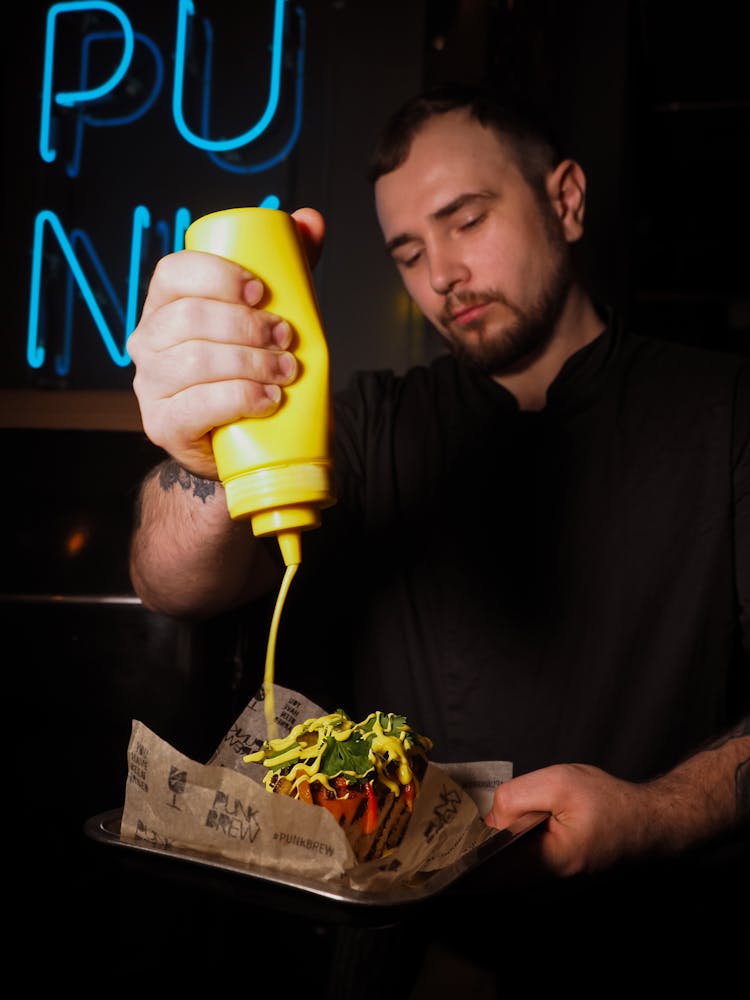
[128,207,325,478]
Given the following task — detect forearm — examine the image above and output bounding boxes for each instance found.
[129,459,280,619]
[640,718,750,857]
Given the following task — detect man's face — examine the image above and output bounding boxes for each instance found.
[374,110,575,376]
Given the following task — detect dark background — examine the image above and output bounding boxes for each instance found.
[2,1,748,987]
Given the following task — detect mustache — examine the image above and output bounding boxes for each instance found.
[439,290,514,327]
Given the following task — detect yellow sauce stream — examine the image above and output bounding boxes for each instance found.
[263,560,299,741]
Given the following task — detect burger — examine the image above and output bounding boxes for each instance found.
[244,709,433,862]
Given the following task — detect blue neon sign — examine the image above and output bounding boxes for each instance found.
[173,0,287,152]
[40,1,136,164]
[27,0,306,380]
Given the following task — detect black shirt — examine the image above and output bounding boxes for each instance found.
[276,317,749,782]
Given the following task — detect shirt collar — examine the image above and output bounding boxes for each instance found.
[464,305,618,413]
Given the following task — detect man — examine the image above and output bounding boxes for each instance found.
[128,84,748,967]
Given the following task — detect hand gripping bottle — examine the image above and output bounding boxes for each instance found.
[184,207,336,568]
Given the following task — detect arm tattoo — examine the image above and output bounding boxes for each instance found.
[702,715,750,825]
[737,758,749,823]
[159,460,217,502]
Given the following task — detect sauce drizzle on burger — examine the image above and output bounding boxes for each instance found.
[244,709,433,860]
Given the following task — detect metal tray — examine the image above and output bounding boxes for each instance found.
[85,807,548,908]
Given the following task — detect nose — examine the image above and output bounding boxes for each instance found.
[428,243,469,295]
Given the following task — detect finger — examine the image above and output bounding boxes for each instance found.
[291,207,325,269]
[140,249,260,319]
[135,336,297,402]
[131,295,293,360]
[145,377,284,457]
[484,772,550,830]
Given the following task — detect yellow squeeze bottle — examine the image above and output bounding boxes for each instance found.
[184,207,336,738]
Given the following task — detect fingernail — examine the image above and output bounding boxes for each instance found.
[243,278,264,305]
[272,320,291,349]
[264,384,281,405]
[278,352,297,381]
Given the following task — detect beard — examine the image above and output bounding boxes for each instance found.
[437,219,575,377]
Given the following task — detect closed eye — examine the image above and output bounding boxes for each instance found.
[394,247,422,269]
[459,212,485,232]
[400,251,421,269]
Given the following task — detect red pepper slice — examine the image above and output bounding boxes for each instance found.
[403,782,415,812]
[362,781,378,834]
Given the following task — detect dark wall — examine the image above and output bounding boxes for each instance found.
[2,428,251,824]
[625,1,749,354]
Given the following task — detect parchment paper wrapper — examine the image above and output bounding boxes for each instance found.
[121,684,513,894]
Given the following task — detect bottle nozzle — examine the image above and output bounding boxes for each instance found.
[277,530,302,567]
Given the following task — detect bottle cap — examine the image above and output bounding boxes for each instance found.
[223,460,333,523]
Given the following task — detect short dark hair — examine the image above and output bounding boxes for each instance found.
[367,82,562,198]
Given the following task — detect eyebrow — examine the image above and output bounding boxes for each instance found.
[385,190,495,255]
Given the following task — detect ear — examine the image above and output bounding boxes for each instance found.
[546,159,586,243]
